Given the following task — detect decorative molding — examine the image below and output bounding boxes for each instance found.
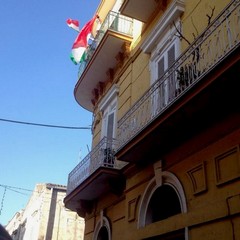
[138,171,187,228]
[122,42,131,58]
[227,194,240,216]
[214,145,240,186]
[106,68,114,82]
[154,160,163,186]
[98,82,105,95]
[187,162,207,195]
[92,88,99,100]
[76,200,94,218]
[115,52,124,69]
[91,99,96,107]
[99,84,119,111]
[92,111,103,131]
[93,215,111,240]
[141,0,185,53]
[128,196,140,222]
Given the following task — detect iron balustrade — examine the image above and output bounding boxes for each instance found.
[117,0,240,149]
[78,11,134,78]
[66,137,118,194]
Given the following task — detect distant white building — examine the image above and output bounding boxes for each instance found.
[6,183,84,240]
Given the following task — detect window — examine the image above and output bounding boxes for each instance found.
[145,184,181,225]
[93,216,111,240]
[138,168,188,239]
[97,226,109,240]
[151,41,179,113]
[99,84,119,140]
[102,101,116,139]
[98,85,119,167]
[141,0,184,115]
[155,41,177,82]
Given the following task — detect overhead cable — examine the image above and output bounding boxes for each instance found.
[0,118,91,130]
[0,184,33,193]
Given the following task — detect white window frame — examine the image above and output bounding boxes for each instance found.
[152,38,180,83]
[141,0,185,55]
[141,0,184,83]
[99,84,119,140]
[141,0,185,116]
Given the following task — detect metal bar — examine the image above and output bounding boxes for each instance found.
[117,0,240,150]
[78,11,133,78]
[66,137,118,194]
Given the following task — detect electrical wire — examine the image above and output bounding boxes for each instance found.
[5,188,30,197]
[0,184,33,193]
[0,184,65,200]
[0,184,67,218]
[0,118,91,130]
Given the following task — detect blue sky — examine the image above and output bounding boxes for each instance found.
[0,0,100,225]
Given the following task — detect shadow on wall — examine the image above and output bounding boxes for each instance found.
[0,224,12,240]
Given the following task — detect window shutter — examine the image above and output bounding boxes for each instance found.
[157,57,165,80]
[168,45,175,68]
[107,112,114,139]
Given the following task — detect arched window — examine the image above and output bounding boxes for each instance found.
[97,226,109,240]
[145,184,182,225]
[93,215,111,240]
[138,168,188,239]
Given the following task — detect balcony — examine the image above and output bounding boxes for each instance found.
[64,137,125,216]
[74,11,134,112]
[120,0,162,22]
[116,0,240,162]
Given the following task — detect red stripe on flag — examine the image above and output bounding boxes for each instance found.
[72,15,97,49]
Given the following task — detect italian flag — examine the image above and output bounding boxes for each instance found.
[66,18,80,32]
[70,15,98,65]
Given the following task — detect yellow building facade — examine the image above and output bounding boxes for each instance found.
[65,0,240,239]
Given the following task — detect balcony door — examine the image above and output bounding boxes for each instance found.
[141,1,184,117]
[152,42,177,116]
[101,99,117,141]
[100,84,119,142]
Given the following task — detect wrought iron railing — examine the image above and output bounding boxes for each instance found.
[66,137,118,194]
[78,11,134,78]
[117,0,240,149]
